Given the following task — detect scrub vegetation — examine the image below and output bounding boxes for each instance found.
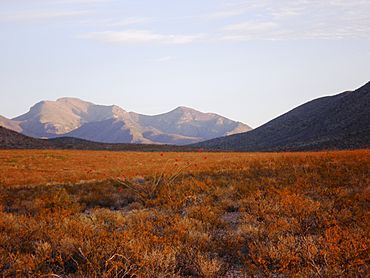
[0,150,369,276]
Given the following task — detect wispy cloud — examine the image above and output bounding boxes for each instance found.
[153,56,173,62]
[0,10,90,22]
[223,21,278,33]
[202,9,246,20]
[82,30,204,45]
[219,20,281,41]
[4,0,369,43]
[192,1,263,20]
[218,0,370,41]
[107,17,150,28]
[73,16,150,28]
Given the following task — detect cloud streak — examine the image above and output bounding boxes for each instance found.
[153,56,173,62]
[82,30,204,45]
[223,21,278,32]
[107,17,151,28]
[0,10,90,22]
[3,0,369,43]
[217,0,370,41]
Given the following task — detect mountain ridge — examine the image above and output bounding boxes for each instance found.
[193,81,370,151]
[1,98,251,145]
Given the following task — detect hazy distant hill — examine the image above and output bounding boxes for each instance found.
[0,115,21,132]
[194,82,370,151]
[2,98,251,145]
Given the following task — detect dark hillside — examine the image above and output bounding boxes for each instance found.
[0,126,195,152]
[194,82,370,151]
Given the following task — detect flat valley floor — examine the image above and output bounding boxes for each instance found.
[0,150,369,276]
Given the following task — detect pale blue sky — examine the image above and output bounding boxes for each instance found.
[1,0,369,127]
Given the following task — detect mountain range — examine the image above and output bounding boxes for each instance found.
[193,81,370,151]
[0,98,251,145]
[1,82,369,151]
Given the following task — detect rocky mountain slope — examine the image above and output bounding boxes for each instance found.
[2,98,251,145]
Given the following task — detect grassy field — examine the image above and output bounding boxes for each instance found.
[0,150,243,187]
[0,150,369,276]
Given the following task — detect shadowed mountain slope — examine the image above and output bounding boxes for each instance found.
[0,126,197,151]
[193,82,370,151]
[0,126,48,149]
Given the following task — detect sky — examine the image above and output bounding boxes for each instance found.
[0,0,369,128]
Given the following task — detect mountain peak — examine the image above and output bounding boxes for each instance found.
[56,97,92,105]
[4,99,252,145]
[57,97,83,101]
[173,106,195,112]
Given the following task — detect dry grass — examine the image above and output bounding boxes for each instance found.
[0,150,369,276]
[0,150,242,187]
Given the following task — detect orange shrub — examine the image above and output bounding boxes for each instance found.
[0,150,369,276]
